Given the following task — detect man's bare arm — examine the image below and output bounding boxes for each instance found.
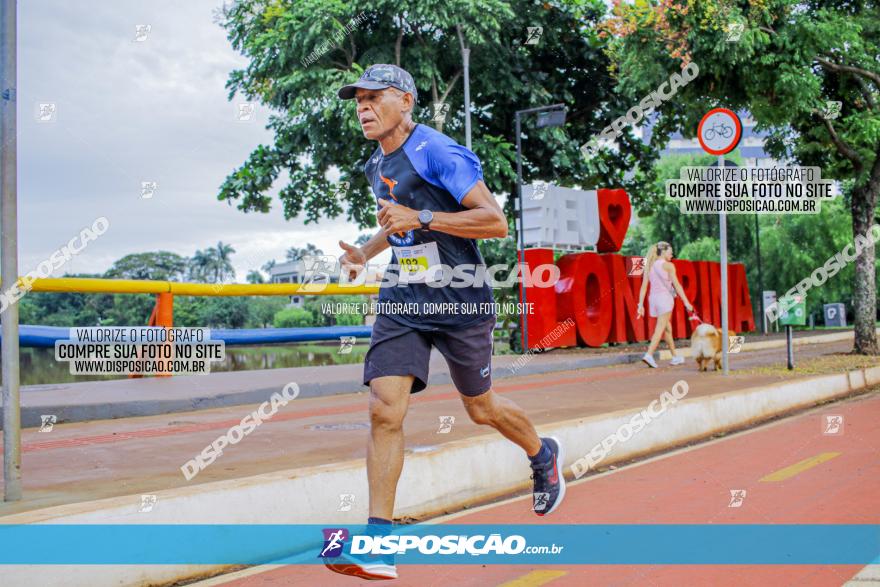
[360,230,391,260]
[376,180,508,240]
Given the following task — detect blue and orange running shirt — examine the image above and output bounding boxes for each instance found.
[365,124,496,331]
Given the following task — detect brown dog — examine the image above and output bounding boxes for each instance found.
[690,324,737,371]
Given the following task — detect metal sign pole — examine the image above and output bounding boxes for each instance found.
[719,154,730,375]
[1,0,22,501]
[514,112,528,350]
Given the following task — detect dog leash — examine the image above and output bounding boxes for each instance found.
[688,309,704,325]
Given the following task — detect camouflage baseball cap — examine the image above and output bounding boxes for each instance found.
[337,64,418,101]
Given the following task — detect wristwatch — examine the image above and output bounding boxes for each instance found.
[418,209,433,230]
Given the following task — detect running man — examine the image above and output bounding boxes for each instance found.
[324,64,565,580]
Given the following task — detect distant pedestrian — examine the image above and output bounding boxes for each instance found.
[636,241,694,368]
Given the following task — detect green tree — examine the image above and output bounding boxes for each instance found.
[197,297,250,328]
[286,243,324,261]
[104,251,188,281]
[246,269,266,283]
[188,242,237,283]
[216,0,654,229]
[274,307,316,328]
[591,0,880,353]
[246,297,288,327]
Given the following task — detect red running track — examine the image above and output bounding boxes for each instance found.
[196,390,880,587]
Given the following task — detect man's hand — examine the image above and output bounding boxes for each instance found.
[338,240,366,281]
[377,199,420,237]
[636,304,644,319]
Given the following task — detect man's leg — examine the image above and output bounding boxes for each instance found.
[460,390,541,456]
[367,375,413,520]
[433,318,565,516]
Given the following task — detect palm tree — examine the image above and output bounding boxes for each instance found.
[187,249,214,282]
[286,243,323,261]
[212,241,236,283]
[246,269,265,284]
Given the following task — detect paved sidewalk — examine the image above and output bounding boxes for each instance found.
[0,336,870,516]
[0,328,861,426]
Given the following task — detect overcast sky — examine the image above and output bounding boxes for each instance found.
[13,0,372,280]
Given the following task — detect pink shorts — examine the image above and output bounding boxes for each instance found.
[648,293,675,317]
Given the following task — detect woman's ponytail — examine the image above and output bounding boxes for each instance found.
[644,243,659,275]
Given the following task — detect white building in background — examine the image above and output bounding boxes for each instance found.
[268,259,382,323]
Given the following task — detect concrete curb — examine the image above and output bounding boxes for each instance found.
[656,328,867,360]
[2,364,878,587]
[6,329,867,427]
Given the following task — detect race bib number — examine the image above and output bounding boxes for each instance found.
[393,241,442,284]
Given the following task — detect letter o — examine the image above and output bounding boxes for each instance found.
[671,379,689,399]
[625,105,642,125]
[282,382,300,401]
[92,216,110,234]
[503,535,526,554]
[811,266,828,287]
[420,536,441,554]
[36,260,53,278]
[530,264,560,288]
[227,426,244,444]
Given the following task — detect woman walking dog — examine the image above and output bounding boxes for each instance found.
[636,241,694,368]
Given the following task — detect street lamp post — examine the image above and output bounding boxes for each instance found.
[513,104,566,351]
[1,0,21,501]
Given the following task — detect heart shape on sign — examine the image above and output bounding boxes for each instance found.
[596,189,631,253]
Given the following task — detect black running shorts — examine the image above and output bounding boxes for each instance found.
[362,315,495,396]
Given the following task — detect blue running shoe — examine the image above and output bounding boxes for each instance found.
[324,550,397,580]
[530,436,566,516]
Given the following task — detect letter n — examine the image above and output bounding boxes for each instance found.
[601,254,645,343]
[556,252,613,347]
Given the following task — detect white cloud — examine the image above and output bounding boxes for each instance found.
[14,0,368,281]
